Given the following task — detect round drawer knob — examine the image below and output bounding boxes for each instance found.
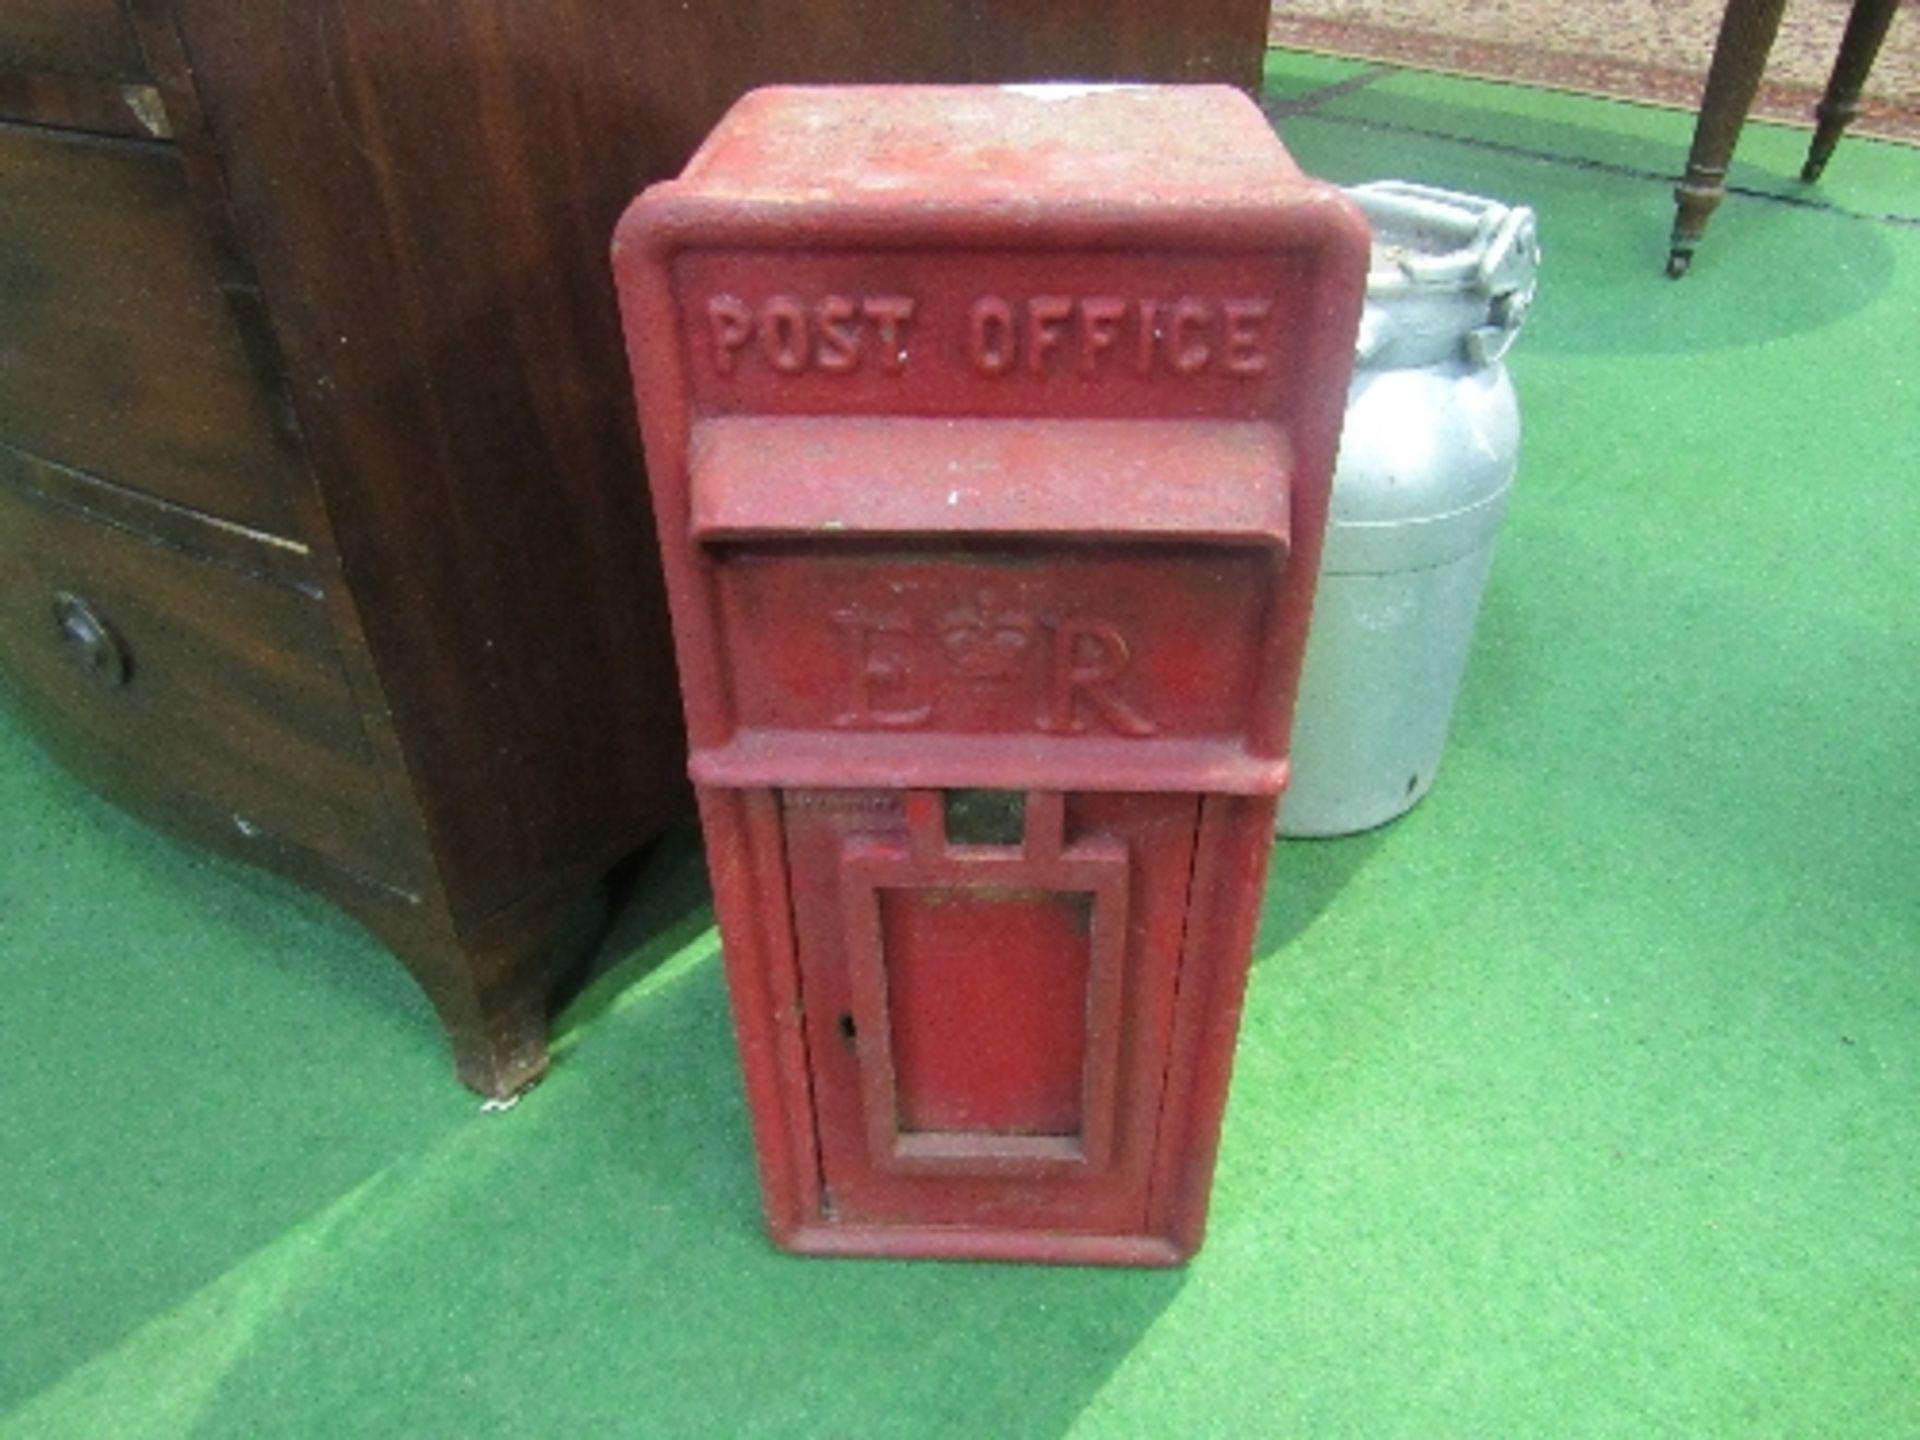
[51,591,131,689]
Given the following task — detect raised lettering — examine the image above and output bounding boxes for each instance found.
[1222,299,1271,376]
[1135,299,1158,374]
[1079,296,1126,376]
[707,289,1260,382]
[760,296,809,374]
[833,612,932,729]
[970,297,1016,376]
[815,294,862,373]
[1027,295,1073,375]
[862,296,916,373]
[1040,620,1156,737]
[707,295,753,375]
[1171,298,1211,375]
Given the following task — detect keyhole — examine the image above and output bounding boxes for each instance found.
[837,1012,858,1046]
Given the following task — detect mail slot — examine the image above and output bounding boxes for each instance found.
[614,86,1367,1265]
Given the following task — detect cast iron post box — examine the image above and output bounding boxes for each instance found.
[614,85,1367,1265]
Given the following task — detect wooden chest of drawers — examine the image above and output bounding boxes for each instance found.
[0,0,1266,1095]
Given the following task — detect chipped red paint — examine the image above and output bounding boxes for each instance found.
[614,85,1367,1265]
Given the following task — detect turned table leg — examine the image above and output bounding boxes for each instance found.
[1803,0,1902,180]
[1669,0,1791,277]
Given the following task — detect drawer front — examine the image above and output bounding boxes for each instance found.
[0,123,301,537]
[0,480,407,883]
[0,0,144,79]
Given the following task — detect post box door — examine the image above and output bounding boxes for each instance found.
[783,785,1199,1234]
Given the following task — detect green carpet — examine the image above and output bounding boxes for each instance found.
[5,54,1917,1437]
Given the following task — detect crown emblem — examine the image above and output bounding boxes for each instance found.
[939,591,1034,680]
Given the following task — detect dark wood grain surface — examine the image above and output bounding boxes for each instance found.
[0,69,169,135]
[0,122,303,535]
[0,475,408,882]
[0,0,145,78]
[0,442,316,591]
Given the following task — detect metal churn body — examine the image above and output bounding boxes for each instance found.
[1279,182,1540,838]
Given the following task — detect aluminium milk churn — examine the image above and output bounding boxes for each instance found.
[1279,181,1539,837]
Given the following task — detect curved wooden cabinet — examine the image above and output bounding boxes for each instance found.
[0,0,1264,1095]
[0,1,693,1097]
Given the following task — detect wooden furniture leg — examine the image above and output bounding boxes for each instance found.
[1803,0,1902,180]
[343,868,615,1099]
[1669,0,1791,277]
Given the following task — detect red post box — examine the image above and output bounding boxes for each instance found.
[614,86,1367,1265]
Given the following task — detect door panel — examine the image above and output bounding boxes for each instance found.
[783,786,1198,1233]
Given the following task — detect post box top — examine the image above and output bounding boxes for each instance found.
[613,85,1372,795]
[660,85,1315,215]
